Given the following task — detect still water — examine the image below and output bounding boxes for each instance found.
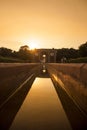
[10,77,72,130]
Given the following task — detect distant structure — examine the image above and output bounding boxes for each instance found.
[34,48,57,63]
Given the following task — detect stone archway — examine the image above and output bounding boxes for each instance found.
[39,51,49,63]
[35,49,57,63]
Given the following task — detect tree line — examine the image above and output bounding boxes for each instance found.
[56,42,87,62]
[0,45,33,62]
[0,42,87,63]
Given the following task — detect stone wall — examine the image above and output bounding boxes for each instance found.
[0,63,41,105]
[46,63,87,115]
[47,63,87,86]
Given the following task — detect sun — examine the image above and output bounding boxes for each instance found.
[29,40,39,50]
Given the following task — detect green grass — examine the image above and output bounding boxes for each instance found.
[0,56,24,63]
[69,57,87,63]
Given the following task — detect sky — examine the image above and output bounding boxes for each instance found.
[0,0,87,50]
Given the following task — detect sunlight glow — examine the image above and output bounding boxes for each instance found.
[29,40,39,50]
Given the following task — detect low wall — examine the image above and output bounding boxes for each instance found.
[0,63,41,105]
[47,63,87,85]
[46,63,87,115]
[0,63,40,80]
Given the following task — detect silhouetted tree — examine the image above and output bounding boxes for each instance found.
[56,48,79,62]
[79,42,87,57]
[69,48,79,58]
[18,45,32,61]
[19,45,29,51]
[11,51,19,58]
[0,47,12,57]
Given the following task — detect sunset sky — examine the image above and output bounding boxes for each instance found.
[0,0,87,50]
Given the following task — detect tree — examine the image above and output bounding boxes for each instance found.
[79,42,87,57]
[0,47,12,57]
[18,45,32,61]
[56,48,79,62]
[19,45,29,51]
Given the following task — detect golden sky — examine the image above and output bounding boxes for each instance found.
[0,0,87,50]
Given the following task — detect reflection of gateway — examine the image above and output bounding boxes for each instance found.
[34,48,57,63]
[37,65,49,78]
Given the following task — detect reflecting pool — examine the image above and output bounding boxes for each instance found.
[10,77,72,130]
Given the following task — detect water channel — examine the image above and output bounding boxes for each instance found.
[9,66,72,130]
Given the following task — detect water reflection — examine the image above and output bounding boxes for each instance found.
[10,78,72,130]
[42,64,46,73]
[42,69,46,73]
[37,65,49,78]
[0,76,35,130]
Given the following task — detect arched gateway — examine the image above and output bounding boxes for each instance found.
[34,48,57,63]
